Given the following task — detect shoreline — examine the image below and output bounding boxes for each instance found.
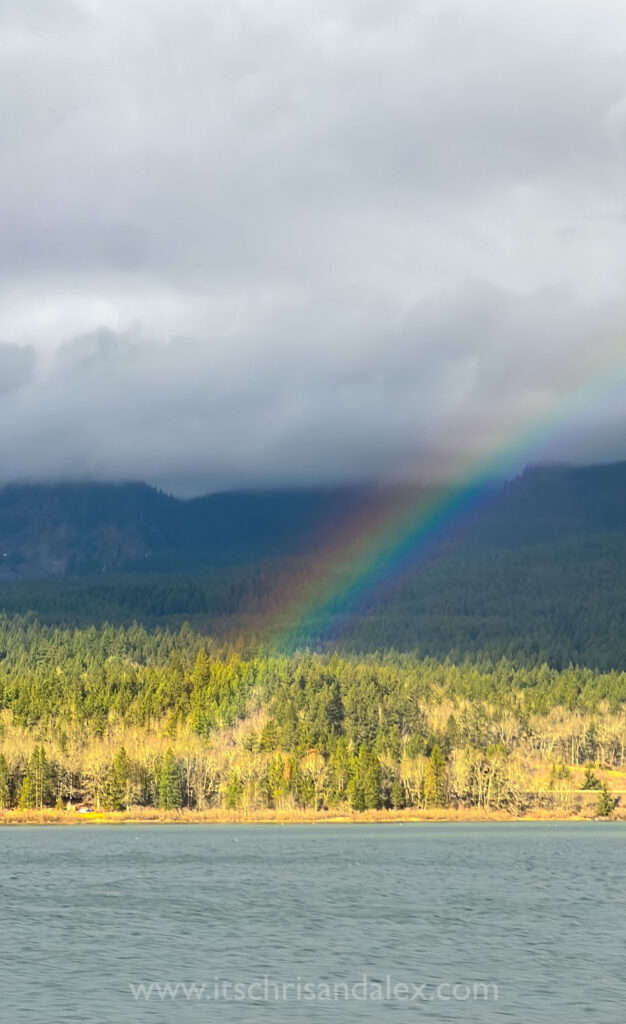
[2,804,623,826]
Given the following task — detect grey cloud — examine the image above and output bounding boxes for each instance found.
[0,1,625,491]
[0,283,621,495]
[0,342,37,396]
[97,224,151,273]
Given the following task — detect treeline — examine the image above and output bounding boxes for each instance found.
[0,618,624,815]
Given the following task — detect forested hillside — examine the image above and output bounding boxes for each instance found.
[0,618,624,816]
[1,462,625,577]
[0,534,623,668]
[0,463,624,668]
[2,461,625,813]
[0,481,370,576]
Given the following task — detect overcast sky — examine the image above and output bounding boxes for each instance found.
[1,0,625,495]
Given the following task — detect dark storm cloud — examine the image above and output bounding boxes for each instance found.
[0,0,625,492]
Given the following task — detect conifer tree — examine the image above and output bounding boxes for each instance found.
[105,747,133,811]
[390,779,405,809]
[191,647,211,687]
[596,783,614,818]
[189,648,212,735]
[327,737,352,805]
[279,701,299,749]
[0,754,11,810]
[18,774,36,809]
[224,771,243,810]
[347,747,381,810]
[424,744,448,808]
[363,750,382,809]
[158,749,182,810]
[267,754,290,807]
[582,766,601,790]
[347,774,366,812]
[260,719,280,751]
[26,746,52,809]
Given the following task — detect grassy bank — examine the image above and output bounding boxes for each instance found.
[2,796,624,825]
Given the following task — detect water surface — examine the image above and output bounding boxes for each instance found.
[1,823,624,1022]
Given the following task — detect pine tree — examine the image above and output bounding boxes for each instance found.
[279,701,299,749]
[224,771,243,810]
[363,750,382,810]
[347,774,366,812]
[18,774,36,809]
[189,648,212,736]
[267,754,290,807]
[191,647,211,688]
[424,745,448,808]
[260,719,280,751]
[27,746,52,809]
[327,737,352,805]
[105,747,133,811]
[582,766,601,790]
[326,680,344,735]
[158,749,182,810]
[596,783,614,818]
[346,747,381,810]
[0,754,10,810]
[390,779,405,809]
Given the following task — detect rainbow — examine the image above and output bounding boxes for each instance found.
[265,353,626,653]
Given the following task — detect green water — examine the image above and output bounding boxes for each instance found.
[0,823,624,1022]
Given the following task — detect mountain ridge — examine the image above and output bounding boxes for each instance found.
[0,461,624,579]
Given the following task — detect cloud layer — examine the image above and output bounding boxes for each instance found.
[1,1,625,493]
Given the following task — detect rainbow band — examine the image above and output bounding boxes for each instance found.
[268,363,626,652]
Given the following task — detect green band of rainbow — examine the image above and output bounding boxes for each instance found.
[267,363,625,652]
